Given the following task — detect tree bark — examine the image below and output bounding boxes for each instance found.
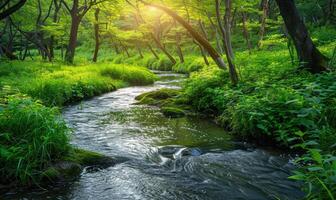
[258,0,269,49]
[65,14,80,63]
[0,0,27,20]
[275,0,328,73]
[148,44,159,59]
[223,0,234,59]
[175,23,184,63]
[0,44,17,60]
[137,46,144,58]
[215,0,239,85]
[50,0,62,59]
[206,13,224,54]
[241,12,252,53]
[92,8,100,62]
[151,32,176,65]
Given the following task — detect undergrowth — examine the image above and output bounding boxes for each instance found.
[182,48,336,199]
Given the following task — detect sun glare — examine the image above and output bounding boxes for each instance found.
[148,6,158,13]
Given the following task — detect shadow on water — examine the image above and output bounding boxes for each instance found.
[2,71,304,200]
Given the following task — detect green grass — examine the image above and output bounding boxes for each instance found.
[0,60,157,186]
[0,61,157,106]
[0,97,71,184]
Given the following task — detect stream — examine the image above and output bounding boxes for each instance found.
[4,71,304,200]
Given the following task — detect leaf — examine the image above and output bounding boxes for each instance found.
[310,149,323,164]
[257,123,268,132]
[294,131,305,137]
[288,174,305,180]
[307,166,324,172]
[304,140,319,147]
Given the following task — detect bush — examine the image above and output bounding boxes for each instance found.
[182,49,336,198]
[0,97,71,184]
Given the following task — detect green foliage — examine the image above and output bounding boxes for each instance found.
[100,64,157,86]
[182,45,336,198]
[0,97,71,184]
[0,61,156,106]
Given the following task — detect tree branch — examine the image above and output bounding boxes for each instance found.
[0,0,27,20]
[0,0,11,10]
[60,0,71,13]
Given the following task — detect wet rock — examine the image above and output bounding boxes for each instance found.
[42,149,118,182]
[135,88,180,106]
[161,107,185,118]
[158,146,203,159]
[158,145,185,158]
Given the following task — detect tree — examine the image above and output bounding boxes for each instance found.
[258,0,269,49]
[139,1,227,70]
[92,8,100,62]
[215,0,239,85]
[61,0,106,63]
[275,0,328,73]
[0,0,27,20]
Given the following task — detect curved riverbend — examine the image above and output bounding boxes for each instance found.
[4,71,304,199]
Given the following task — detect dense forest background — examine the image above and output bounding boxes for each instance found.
[0,0,335,199]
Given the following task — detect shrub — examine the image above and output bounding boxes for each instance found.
[0,97,71,184]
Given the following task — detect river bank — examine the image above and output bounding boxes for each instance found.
[0,61,157,189]
[2,71,304,199]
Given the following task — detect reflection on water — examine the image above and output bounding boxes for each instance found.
[2,72,304,200]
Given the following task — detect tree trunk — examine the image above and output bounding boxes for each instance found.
[206,14,224,54]
[151,33,176,65]
[65,14,80,63]
[137,46,144,58]
[140,1,226,69]
[175,31,184,63]
[215,0,239,85]
[92,8,100,62]
[200,45,210,66]
[0,44,17,60]
[0,0,27,20]
[241,12,252,53]
[49,0,61,59]
[224,0,234,59]
[275,0,328,73]
[113,43,120,54]
[120,42,130,58]
[258,0,269,49]
[148,44,159,59]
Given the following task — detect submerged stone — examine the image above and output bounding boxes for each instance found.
[161,106,185,118]
[135,88,180,106]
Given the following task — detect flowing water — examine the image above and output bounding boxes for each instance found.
[3,71,304,200]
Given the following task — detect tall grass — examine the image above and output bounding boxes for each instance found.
[0,61,157,106]
[0,97,70,184]
[0,60,157,185]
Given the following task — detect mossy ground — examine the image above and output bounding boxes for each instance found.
[135,88,191,118]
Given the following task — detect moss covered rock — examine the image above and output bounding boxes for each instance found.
[135,88,194,118]
[161,107,185,118]
[42,149,116,182]
[135,88,182,102]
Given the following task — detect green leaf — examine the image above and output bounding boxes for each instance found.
[307,166,324,172]
[310,149,323,164]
